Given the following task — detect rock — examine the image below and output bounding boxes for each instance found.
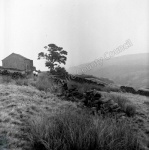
[116,113,126,118]
[91,107,97,113]
[97,110,102,115]
[121,116,126,119]
[107,99,115,105]
[86,90,94,95]
[93,90,102,98]
[80,98,86,102]
[101,97,112,103]
[56,93,63,97]
[112,107,121,112]
[102,100,115,108]
[92,99,104,105]
[63,88,126,116]
[110,103,119,109]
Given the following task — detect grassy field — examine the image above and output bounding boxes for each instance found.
[26,109,139,150]
[108,92,149,149]
[0,79,77,150]
[0,74,149,150]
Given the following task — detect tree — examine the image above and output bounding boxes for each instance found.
[50,66,68,78]
[38,44,68,76]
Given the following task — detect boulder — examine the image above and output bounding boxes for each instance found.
[93,90,102,98]
[110,103,119,109]
[101,97,112,103]
[91,107,97,115]
[112,107,121,112]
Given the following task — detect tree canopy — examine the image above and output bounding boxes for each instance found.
[38,44,68,77]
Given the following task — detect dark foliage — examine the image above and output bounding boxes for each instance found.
[38,44,68,76]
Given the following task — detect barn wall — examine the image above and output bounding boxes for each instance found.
[2,53,34,73]
[2,54,25,70]
[25,59,33,72]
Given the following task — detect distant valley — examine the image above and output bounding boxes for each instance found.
[68,53,149,89]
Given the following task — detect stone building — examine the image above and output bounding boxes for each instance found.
[2,53,35,73]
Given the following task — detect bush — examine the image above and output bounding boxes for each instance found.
[26,108,140,150]
[125,103,136,117]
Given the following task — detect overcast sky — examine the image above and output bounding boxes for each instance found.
[0,0,148,71]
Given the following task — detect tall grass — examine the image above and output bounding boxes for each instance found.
[35,75,52,92]
[105,93,136,117]
[35,74,60,93]
[26,108,140,150]
[15,78,29,86]
[2,76,12,83]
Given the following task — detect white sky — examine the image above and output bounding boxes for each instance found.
[0,0,148,71]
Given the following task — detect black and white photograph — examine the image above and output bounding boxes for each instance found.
[0,0,149,149]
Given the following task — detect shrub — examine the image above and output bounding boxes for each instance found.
[26,108,140,150]
[125,103,136,117]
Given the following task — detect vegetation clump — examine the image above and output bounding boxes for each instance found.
[15,78,29,86]
[26,108,140,150]
[106,93,136,117]
[38,44,68,78]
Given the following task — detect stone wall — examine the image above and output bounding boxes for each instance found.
[120,86,149,97]
[2,53,33,72]
[2,54,25,70]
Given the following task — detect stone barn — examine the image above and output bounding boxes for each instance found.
[2,53,35,73]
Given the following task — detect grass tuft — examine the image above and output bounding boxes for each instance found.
[105,93,136,117]
[35,75,53,92]
[2,76,12,83]
[26,108,140,150]
[15,78,29,86]
[34,74,60,93]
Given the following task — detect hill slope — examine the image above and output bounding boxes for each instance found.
[0,84,77,150]
[68,53,149,88]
